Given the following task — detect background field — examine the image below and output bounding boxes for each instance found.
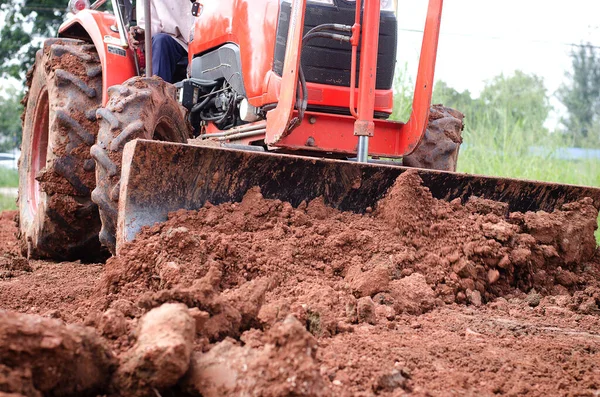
[0,167,17,211]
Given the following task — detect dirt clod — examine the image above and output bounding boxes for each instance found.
[357,296,377,324]
[184,315,329,396]
[0,310,115,396]
[113,303,195,393]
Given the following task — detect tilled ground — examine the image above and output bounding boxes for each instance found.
[1,171,600,397]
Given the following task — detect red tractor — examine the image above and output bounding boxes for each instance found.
[18,0,598,259]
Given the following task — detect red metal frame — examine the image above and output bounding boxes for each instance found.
[265,0,306,143]
[189,0,394,119]
[203,0,444,158]
[353,0,381,139]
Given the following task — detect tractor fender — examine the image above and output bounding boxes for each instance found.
[59,10,138,106]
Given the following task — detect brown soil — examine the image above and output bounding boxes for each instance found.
[1,171,600,396]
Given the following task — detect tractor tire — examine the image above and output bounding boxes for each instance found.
[18,38,105,261]
[92,77,191,254]
[403,105,464,172]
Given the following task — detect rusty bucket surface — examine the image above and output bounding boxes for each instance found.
[117,139,600,253]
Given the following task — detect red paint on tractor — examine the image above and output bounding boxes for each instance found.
[29,88,49,217]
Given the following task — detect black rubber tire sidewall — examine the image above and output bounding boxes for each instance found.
[18,39,105,261]
[92,77,191,254]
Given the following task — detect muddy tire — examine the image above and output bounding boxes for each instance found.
[18,38,105,261]
[403,105,464,172]
[92,77,191,254]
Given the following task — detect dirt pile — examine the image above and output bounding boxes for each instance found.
[103,170,599,318]
[1,170,599,396]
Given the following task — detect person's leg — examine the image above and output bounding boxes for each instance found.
[151,33,188,83]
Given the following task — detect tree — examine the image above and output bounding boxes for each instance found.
[479,71,551,137]
[0,0,68,80]
[0,87,24,151]
[433,80,483,123]
[557,43,600,146]
[432,71,552,154]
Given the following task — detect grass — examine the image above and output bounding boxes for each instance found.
[0,167,18,188]
[458,149,600,186]
[0,194,16,211]
[0,167,18,211]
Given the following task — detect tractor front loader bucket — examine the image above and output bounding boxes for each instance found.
[117,139,600,254]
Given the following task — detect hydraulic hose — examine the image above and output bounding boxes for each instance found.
[295,27,352,121]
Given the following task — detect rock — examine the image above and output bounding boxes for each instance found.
[489,297,509,312]
[345,260,391,298]
[487,269,500,285]
[510,248,532,266]
[182,315,330,396]
[453,259,477,279]
[481,222,517,242]
[99,308,128,339]
[466,289,482,307]
[525,291,541,307]
[357,297,377,325]
[497,255,511,269]
[114,303,195,391]
[0,310,115,397]
[109,299,141,318]
[222,277,269,330]
[555,269,578,287]
[372,370,410,393]
[389,273,436,315]
[375,304,396,321]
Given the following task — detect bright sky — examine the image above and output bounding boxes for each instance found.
[397,0,600,105]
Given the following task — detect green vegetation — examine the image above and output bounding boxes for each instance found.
[0,167,18,211]
[0,194,16,211]
[557,43,600,147]
[1,0,68,79]
[431,71,599,187]
[0,87,23,151]
[0,167,18,188]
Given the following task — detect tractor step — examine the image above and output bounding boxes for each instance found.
[117,139,600,253]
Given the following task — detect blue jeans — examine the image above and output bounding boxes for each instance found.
[152,33,188,83]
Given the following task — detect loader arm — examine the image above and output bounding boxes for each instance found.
[265,0,444,158]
